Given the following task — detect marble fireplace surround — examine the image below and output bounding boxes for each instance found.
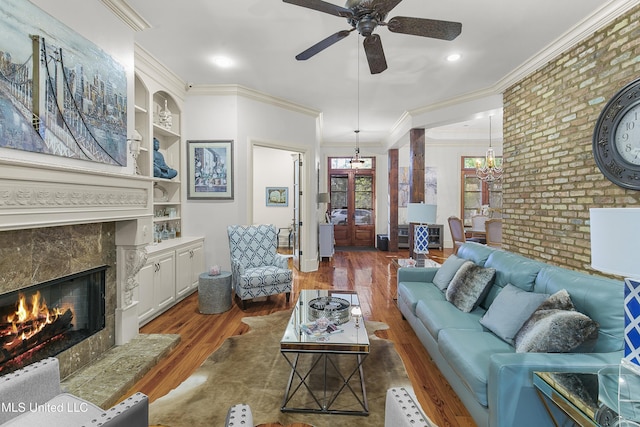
[0,159,152,378]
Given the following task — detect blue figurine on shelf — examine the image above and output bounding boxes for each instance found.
[153,137,177,179]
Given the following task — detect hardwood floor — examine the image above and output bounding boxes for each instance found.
[123,247,476,427]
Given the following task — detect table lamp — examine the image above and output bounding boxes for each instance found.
[317,193,330,223]
[407,203,437,258]
[590,208,640,370]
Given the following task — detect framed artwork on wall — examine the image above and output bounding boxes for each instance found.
[266,187,288,207]
[0,0,127,166]
[187,140,234,200]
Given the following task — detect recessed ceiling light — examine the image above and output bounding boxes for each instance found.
[211,56,233,68]
[446,53,461,62]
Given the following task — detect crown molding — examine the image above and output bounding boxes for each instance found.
[495,0,637,93]
[100,0,151,32]
[383,0,636,146]
[134,44,187,101]
[188,84,321,118]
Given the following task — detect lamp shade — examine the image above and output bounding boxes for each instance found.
[590,208,640,278]
[407,203,437,224]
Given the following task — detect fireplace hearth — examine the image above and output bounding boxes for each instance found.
[0,266,107,374]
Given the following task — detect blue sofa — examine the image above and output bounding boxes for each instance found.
[397,242,624,427]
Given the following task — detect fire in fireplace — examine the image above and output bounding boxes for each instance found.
[0,266,107,374]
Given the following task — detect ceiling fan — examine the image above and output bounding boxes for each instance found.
[283,0,462,74]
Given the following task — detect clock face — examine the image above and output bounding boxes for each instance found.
[614,104,640,166]
[593,77,640,190]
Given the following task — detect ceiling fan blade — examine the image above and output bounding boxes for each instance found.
[295,29,354,60]
[371,0,404,16]
[363,34,387,74]
[282,0,353,18]
[387,16,462,40]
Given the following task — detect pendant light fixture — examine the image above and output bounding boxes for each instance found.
[350,39,364,169]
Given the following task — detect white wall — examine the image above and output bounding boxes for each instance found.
[184,91,319,272]
[253,146,295,230]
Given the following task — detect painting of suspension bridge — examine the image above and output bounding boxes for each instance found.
[0,0,127,166]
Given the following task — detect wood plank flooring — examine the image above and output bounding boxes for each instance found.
[123,248,476,427]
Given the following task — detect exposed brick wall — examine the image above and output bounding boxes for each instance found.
[502,5,640,272]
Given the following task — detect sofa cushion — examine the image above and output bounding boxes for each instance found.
[416,300,484,340]
[3,393,103,427]
[238,266,292,289]
[514,290,600,353]
[397,282,446,316]
[446,262,496,312]
[456,242,496,266]
[534,266,623,353]
[433,254,468,291]
[438,328,514,407]
[481,251,545,309]
[479,284,549,345]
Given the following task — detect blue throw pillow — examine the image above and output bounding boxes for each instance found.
[479,284,549,345]
[432,254,468,291]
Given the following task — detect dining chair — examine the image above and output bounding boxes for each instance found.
[448,216,486,254]
[471,214,489,243]
[485,219,502,248]
[447,216,467,255]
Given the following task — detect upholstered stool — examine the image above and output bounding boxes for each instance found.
[198,271,232,314]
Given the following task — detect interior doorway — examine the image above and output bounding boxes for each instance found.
[252,145,302,268]
[328,157,375,247]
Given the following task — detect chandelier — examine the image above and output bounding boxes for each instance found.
[476,115,503,182]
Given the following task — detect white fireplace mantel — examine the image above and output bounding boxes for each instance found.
[0,159,152,231]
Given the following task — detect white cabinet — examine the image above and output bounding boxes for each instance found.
[319,223,335,260]
[136,237,205,326]
[137,250,176,324]
[176,241,204,299]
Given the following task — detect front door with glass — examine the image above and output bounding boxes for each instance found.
[328,157,375,247]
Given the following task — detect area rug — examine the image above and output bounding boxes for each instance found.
[149,310,412,426]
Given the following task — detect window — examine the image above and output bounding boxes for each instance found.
[461,157,502,226]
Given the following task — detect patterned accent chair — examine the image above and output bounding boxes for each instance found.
[227,224,292,309]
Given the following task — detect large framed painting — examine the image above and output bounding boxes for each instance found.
[0,0,127,166]
[187,140,234,200]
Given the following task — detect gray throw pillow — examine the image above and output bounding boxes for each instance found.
[445,261,496,312]
[479,284,549,345]
[433,254,468,291]
[514,289,600,353]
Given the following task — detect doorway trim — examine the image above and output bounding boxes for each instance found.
[249,139,317,272]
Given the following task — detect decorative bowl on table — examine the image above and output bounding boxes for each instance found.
[308,296,351,325]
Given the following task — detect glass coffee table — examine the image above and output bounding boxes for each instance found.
[391,258,441,268]
[280,289,369,416]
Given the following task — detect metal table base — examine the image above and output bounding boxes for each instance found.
[281,350,369,416]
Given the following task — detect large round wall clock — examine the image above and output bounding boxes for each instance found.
[593,77,640,190]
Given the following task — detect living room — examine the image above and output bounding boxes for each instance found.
[1,1,640,426]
